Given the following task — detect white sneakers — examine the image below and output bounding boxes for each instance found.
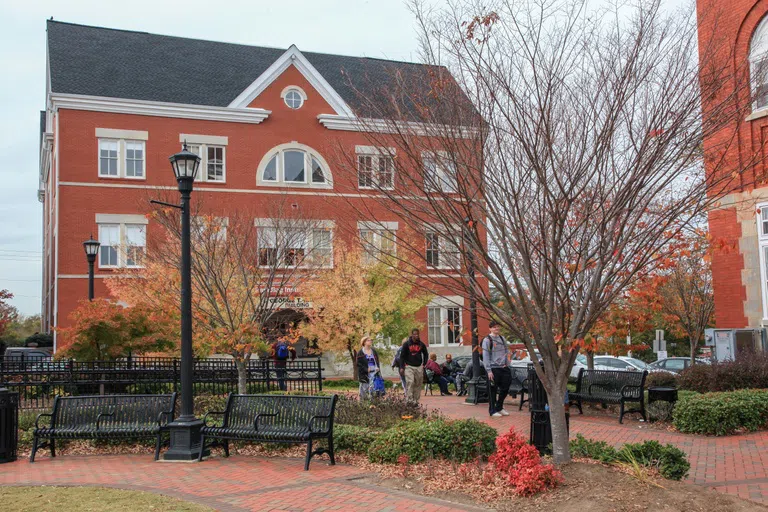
[499,409,510,416]
[491,412,503,418]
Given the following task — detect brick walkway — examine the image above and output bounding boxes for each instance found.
[421,394,768,504]
[0,454,485,512]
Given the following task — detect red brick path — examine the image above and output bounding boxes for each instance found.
[0,455,484,512]
[421,394,768,504]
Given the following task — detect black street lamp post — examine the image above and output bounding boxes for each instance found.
[156,143,205,461]
[82,237,100,301]
[463,217,486,405]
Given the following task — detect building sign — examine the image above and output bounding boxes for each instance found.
[268,297,312,310]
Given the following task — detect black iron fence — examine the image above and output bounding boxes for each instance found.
[0,357,323,410]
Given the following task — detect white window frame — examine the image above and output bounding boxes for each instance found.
[355,146,396,190]
[192,216,228,242]
[425,229,460,270]
[427,296,464,347]
[97,139,145,180]
[255,219,335,269]
[358,221,398,264]
[96,214,149,269]
[256,142,333,189]
[757,204,768,320]
[280,86,307,110]
[751,16,768,113]
[179,135,228,183]
[422,150,457,193]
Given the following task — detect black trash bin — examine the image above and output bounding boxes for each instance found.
[0,388,19,463]
[527,364,569,455]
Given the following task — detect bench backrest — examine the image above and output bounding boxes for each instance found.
[224,394,337,434]
[509,367,529,392]
[576,369,646,399]
[51,394,177,429]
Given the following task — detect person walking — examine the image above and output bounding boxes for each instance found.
[398,328,429,403]
[356,336,382,399]
[391,344,407,394]
[482,321,512,417]
[425,353,452,395]
[271,337,297,391]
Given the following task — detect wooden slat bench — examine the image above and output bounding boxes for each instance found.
[509,366,530,410]
[570,369,647,423]
[30,393,177,462]
[199,394,337,470]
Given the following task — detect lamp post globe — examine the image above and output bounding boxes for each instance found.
[82,237,100,301]
[163,142,205,461]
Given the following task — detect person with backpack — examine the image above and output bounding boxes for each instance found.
[271,337,296,391]
[391,344,407,394]
[398,328,429,403]
[482,321,512,417]
[356,336,384,399]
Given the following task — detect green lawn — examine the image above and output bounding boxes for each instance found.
[0,486,212,511]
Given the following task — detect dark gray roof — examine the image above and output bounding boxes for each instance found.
[46,20,458,118]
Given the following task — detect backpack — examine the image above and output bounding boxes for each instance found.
[276,342,290,360]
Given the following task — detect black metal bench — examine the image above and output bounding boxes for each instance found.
[199,393,337,470]
[570,369,647,423]
[509,366,529,410]
[30,393,177,462]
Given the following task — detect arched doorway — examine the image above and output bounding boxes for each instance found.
[263,309,316,356]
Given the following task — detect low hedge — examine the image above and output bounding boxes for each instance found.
[677,354,768,393]
[569,435,689,480]
[672,389,768,436]
[367,418,497,464]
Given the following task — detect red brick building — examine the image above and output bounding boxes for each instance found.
[39,21,488,354]
[699,0,768,354]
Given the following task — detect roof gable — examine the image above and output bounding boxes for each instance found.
[229,45,354,116]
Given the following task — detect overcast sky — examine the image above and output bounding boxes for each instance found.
[0,0,691,318]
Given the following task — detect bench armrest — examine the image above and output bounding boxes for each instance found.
[620,384,643,398]
[309,414,332,432]
[253,412,278,431]
[96,412,115,430]
[202,411,226,427]
[157,410,174,427]
[35,413,53,430]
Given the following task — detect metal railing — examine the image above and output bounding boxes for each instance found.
[0,357,323,410]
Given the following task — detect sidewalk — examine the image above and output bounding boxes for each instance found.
[421,394,768,504]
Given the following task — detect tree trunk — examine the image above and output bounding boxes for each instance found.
[549,400,571,465]
[586,351,595,370]
[235,359,248,394]
[348,342,358,381]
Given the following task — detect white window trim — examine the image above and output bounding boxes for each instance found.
[254,219,335,269]
[96,213,148,269]
[358,222,398,264]
[192,215,228,241]
[95,128,148,140]
[422,150,457,193]
[256,142,333,189]
[281,86,308,109]
[427,296,465,346]
[97,137,146,180]
[183,142,227,183]
[425,229,461,270]
[750,16,768,113]
[179,133,229,146]
[355,146,396,190]
[757,204,768,320]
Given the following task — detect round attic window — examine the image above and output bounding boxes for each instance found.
[281,86,307,109]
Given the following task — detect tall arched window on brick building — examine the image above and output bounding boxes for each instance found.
[750,15,768,111]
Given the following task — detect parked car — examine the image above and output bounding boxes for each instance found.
[593,355,649,372]
[571,354,612,378]
[648,357,711,374]
[2,346,53,361]
[452,355,473,371]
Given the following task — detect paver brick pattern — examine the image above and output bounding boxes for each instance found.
[421,394,768,504]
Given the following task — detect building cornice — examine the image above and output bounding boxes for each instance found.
[49,93,272,124]
[316,114,480,138]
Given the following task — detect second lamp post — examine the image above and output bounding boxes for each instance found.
[82,237,100,301]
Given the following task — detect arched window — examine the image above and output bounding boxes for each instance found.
[256,142,332,188]
[751,16,768,111]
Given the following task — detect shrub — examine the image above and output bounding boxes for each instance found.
[673,389,768,435]
[569,434,618,463]
[368,418,496,464]
[333,424,376,454]
[489,428,562,496]
[193,394,229,418]
[335,394,428,429]
[644,371,678,389]
[677,354,768,393]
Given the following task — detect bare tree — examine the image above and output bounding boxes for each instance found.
[111,193,329,393]
[328,0,752,463]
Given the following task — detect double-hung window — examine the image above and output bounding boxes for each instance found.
[750,16,768,112]
[422,151,457,193]
[96,128,148,179]
[356,146,395,190]
[425,230,460,269]
[757,205,768,319]
[192,216,228,242]
[358,222,397,264]
[96,214,148,268]
[256,220,334,268]
[181,135,227,183]
[427,298,463,346]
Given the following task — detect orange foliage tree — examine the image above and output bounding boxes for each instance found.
[56,299,175,360]
[0,290,17,339]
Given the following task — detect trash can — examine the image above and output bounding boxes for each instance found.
[527,365,569,455]
[0,388,19,463]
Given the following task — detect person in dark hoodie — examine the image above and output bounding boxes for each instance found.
[398,328,429,402]
[356,336,382,399]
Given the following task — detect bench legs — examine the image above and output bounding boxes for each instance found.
[29,437,39,463]
[518,390,528,411]
[197,435,207,462]
[154,434,162,461]
[304,439,313,471]
[29,436,54,463]
[223,440,230,458]
[619,400,646,424]
[575,399,583,415]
